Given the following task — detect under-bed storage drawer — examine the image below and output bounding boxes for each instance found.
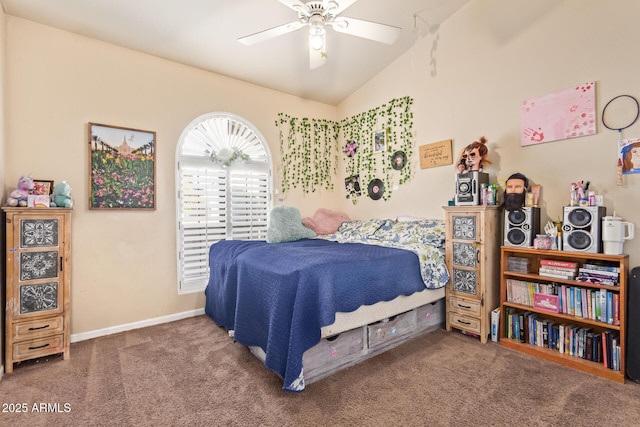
[303,327,364,377]
[415,299,445,332]
[368,310,417,349]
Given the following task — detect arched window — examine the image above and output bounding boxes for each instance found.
[176,112,272,294]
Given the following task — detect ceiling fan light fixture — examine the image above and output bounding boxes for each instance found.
[309,25,325,50]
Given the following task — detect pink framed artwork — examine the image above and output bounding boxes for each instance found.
[520,82,597,147]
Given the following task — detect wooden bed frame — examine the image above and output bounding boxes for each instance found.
[249,288,445,386]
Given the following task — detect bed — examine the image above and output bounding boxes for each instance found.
[204,217,449,391]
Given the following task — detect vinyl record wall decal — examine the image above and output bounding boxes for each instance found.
[391,150,407,170]
[344,140,357,157]
[368,179,384,200]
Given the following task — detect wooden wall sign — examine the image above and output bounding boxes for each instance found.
[419,139,453,169]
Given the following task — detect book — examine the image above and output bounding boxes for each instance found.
[575,288,582,318]
[540,259,578,269]
[533,292,560,313]
[585,331,594,361]
[582,262,620,273]
[568,287,575,316]
[576,271,619,285]
[577,268,619,278]
[607,292,614,324]
[518,312,525,343]
[539,266,577,277]
[539,271,575,280]
[491,307,500,342]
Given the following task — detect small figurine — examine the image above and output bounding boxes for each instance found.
[455,136,491,173]
[50,181,73,208]
[6,175,34,207]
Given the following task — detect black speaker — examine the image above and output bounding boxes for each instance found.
[562,206,606,253]
[628,267,640,382]
[503,207,540,247]
[455,171,488,206]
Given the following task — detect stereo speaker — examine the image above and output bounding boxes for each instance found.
[627,267,640,382]
[455,171,489,206]
[503,207,540,247]
[562,206,606,253]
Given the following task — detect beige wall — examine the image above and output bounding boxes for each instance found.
[338,0,640,269]
[1,6,6,373]
[4,17,338,335]
[3,0,640,339]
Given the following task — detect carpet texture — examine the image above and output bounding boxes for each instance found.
[1,315,639,426]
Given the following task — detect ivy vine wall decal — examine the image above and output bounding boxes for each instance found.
[276,114,340,194]
[275,96,415,203]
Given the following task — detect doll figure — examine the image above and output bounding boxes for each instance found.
[455,136,491,173]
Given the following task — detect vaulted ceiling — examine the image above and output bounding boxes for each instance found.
[1,0,469,105]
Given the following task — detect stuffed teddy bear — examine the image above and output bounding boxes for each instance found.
[50,181,73,208]
[6,175,34,207]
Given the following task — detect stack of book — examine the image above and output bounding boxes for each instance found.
[576,262,620,286]
[508,256,531,274]
[538,259,577,280]
[504,308,622,370]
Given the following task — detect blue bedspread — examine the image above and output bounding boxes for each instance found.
[204,238,431,391]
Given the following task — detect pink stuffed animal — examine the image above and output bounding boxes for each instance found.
[6,175,34,207]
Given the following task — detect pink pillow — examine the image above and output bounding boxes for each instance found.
[303,209,350,235]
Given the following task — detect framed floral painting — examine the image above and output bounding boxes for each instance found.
[88,122,156,210]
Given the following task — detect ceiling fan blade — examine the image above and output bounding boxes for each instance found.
[238,21,305,46]
[278,0,311,16]
[330,17,401,44]
[309,32,327,69]
[326,0,358,15]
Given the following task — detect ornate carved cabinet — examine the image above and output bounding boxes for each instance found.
[3,207,72,373]
[443,206,500,343]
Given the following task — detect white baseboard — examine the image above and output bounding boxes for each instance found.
[70,308,205,343]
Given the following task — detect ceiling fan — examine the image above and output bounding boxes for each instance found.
[237,0,402,69]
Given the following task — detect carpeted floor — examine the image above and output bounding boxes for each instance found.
[1,315,639,427]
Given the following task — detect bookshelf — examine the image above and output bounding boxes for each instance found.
[499,246,629,383]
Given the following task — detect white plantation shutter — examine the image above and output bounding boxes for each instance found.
[229,170,269,240]
[176,113,271,294]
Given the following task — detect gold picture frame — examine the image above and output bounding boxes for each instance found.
[32,179,54,195]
